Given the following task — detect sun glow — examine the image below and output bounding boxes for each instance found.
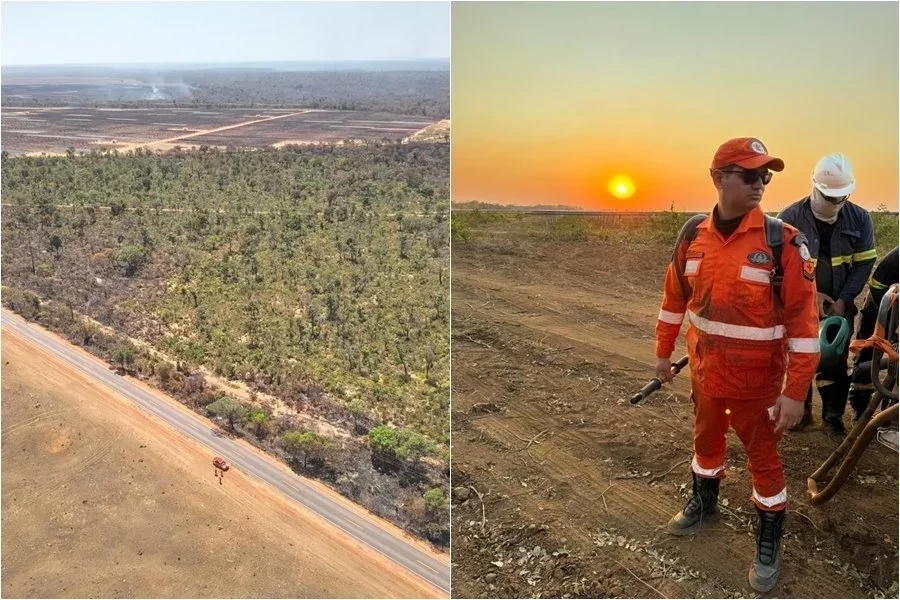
[608,174,636,200]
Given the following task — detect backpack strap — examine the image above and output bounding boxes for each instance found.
[764,215,784,297]
[673,214,786,303]
[671,214,708,303]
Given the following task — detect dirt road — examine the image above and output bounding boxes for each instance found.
[451,227,898,599]
[1,326,445,598]
[117,110,312,152]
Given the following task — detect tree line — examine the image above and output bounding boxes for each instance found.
[2,69,450,118]
[1,140,450,544]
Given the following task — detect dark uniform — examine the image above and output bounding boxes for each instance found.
[848,246,899,419]
[777,197,877,432]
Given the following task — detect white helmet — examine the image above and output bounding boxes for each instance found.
[812,153,856,197]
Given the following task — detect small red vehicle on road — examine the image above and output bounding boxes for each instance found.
[213,456,230,471]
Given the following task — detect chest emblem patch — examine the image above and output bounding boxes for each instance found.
[747,251,771,265]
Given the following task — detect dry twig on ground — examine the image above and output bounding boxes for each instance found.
[614,560,667,598]
[594,481,615,514]
[469,485,487,531]
[512,428,552,451]
[649,458,691,484]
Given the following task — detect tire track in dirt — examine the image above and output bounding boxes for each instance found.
[2,408,69,438]
[453,324,727,597]
[455,272,688,385]
[8,429,125,518]
[452,240,897,598]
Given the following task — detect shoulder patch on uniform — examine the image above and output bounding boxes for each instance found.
[802,259,815,281]
[791,232,809,248]
[747,250,771,265]
[791,233,812,261]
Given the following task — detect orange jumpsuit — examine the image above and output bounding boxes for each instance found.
[655,206,820,511]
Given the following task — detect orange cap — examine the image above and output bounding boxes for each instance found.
[711,137,784,172]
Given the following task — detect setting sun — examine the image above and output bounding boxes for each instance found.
[608,174,636,200]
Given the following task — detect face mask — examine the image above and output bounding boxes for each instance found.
[810,188,846,224]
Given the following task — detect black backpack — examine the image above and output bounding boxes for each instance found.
[671,213,784,303]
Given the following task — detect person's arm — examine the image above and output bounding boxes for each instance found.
[776,203,800,228]
[867,247,899,309]
[655,240,689,380]
[837,212,877,305]
[779,228,821,403]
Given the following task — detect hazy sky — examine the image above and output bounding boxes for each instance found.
[452,2,899,212]
[1,1,449,65]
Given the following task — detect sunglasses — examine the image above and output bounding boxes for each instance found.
[718,168,773,185]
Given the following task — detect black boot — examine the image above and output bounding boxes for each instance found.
[749,507,785,593]
[822,418,847,440]
[667,472,720,535]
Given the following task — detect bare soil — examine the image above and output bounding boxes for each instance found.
[451,225,898,599]
[405,120,450,143]
[1,329,439,598]
[1,107,437,155]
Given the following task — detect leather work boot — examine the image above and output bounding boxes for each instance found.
[823,418,847,441]
[667,472,720,535]
[749,507,786,593]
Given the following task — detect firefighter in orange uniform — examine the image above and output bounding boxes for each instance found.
[653,137,820,593]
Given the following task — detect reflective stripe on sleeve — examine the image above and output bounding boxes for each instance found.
[658,309,685,325]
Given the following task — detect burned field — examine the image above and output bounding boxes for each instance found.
[450,214,898,599]
[1,106,437,155]
[184,111,436,147]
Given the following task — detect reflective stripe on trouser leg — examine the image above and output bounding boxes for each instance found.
[691,390,728,479]
[727,396,787,510]
[691,456,724,478]
[753,487,787,509]
[849,383,876,391]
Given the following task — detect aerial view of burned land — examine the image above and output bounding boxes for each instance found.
[1,66,449,155]
[450,210,899,599]
[2,62,450,597]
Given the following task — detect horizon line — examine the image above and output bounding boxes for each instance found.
[2,58,450,68]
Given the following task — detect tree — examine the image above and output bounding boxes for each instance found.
[423,487,448,514]
[421,488,450,543]
[49,234,62,257]
[110,343,136,371]
[77,319,99,346]
[348,398,367,430]
[246,406,270,438]
[369,425,433,465]
[282,431,330,470]
[369,424,400,456]
[206,396,246,431]
[115,245,147,276]
[396,429,433,464]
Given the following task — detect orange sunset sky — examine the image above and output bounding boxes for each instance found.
[452,2,899,212]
